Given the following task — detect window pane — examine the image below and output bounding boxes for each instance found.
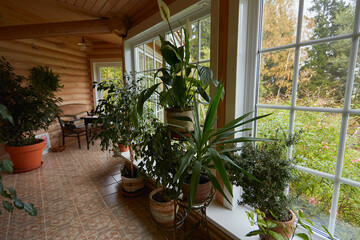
[335,184,360,239]
[115,67,122,80]
[297,39,351,108]
[154,38,163,69]
[256,108,290,137]
[259,49,295,105]
[200,17,211,61]
[100,67,107,79]
[351,41,360,109]
[302,0,355,42]
[136,45,144,72]
[108,67,115,80]
[190,22,199,63]
[295,111,341,175]
[261,0,298,49]
[342,114,360,182]
[145,41,154,70]
[290,170,332,232]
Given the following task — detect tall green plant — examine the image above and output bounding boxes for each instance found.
[0,57,62,146]
[137,122,181,200]
[137,1,216,115]
[91,76,155,177]
[173,83,270,209]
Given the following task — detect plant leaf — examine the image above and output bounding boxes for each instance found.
[208,148,232,196]
[13,198,23,209]
[188,161,202,209]
[23,203,37,216]
[296,233,310,240]
[3,200,14,213]
[2,160,13,173]
[245,230,265,236]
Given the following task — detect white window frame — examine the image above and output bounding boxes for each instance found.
[243,0,360,236]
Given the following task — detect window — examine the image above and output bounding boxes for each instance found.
[254,0,360,239]
[132,15,211,122]
[134,38,164,121]
[94,63,122,104]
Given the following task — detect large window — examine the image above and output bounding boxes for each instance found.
[133,15,211,122]
[255,0,360,239]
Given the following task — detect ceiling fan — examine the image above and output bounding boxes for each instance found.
[77,36,91,51]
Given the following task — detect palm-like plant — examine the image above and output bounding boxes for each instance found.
[173,82,270,208]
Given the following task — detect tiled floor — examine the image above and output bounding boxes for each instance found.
[0,139,167,240]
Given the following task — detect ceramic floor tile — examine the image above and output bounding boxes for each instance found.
[0,140,214,240]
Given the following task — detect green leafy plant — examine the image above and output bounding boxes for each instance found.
[137,0,217,114]
[172,82,270,209]
[91,75,155,177]
[0,103,37,216]
[0,57,63,147]
[228,130,301,222]
[246,209,335,240]
[137,122,181,201]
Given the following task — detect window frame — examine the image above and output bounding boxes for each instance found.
[246,0,360,236]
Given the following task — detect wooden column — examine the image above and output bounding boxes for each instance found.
[215,0,230,205]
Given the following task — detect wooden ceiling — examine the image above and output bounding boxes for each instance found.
[0,0,175,46]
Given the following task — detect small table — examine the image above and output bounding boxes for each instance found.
[80,116,98,150]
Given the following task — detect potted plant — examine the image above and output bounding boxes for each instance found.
[136,121,181,224]
[0,103,37,216]
[172,82,270,209]
[245,208,335,240]
[0,57,62,173]
[227,131,302,240]
[137,0,217,133]
[91,76,155,194]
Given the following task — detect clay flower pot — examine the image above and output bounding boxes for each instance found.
[166,108,194,133]
[260,209,297,240]
[121,175,144,193]
[149,188,178,225]
[4,140,45,173]
[118,143,129,152]
[182,173,212,203]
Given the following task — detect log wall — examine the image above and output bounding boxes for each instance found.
[0,37,93,151]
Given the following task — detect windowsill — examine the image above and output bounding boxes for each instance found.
[207,202,258,240]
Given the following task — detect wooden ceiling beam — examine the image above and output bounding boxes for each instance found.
[0,17,128,40]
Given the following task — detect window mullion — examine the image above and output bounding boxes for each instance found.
[328,0,360,233]
[287,0,304,159]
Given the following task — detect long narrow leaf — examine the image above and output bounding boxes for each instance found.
[219,154,259,181]
[203,83,224,133]
[173,149,196,183]
[208,148,233,196]
[189,161,202,209]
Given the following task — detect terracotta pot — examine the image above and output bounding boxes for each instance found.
[166,108,194,133]
[260,209,296,240]
[121,175,144,193]
[118,143,129,152]
[4,140,45,173]
[149,188,178,225]
[182,176,212,203]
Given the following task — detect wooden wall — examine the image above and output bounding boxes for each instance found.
[0,37,93,150]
